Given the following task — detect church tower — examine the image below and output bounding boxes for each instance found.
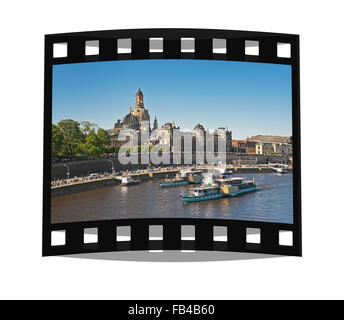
[135,88,144,107]
[153,116,158,130]
[131,88,150,131]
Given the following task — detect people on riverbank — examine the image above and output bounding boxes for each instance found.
[51,163,292,189]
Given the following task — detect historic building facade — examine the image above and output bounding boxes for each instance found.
[255,141,292,155]
[213,127,232,153]
[232,140,247,153]
[231,138,291,155]
[107,88,233,152]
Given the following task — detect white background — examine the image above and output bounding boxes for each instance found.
[1,0,343,300]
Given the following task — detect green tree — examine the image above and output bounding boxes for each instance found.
[83,131,104,157]
[81,128,110,157]
[51,124,64,157]
[57,119,82,157]
[53,119,111,158]
[80,121,98,140]
[97,128,110,146]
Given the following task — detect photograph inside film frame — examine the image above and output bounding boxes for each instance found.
[51,59,293,225]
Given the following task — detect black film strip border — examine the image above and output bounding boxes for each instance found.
[43,29,301,257]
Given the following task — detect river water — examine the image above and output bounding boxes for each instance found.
[51,173,293,224]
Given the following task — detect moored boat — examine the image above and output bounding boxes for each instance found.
[187,171,203,184]
[161,169,203,188]
[272,167,287,174]
[160,177,189,188]
[118,176,141,186]
[215,176,243,185]
[179,167,194,178]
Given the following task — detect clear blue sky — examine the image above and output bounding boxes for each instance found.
[52,59,292,139]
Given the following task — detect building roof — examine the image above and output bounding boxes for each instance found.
[123,112,139,128]
[232,140,246,146]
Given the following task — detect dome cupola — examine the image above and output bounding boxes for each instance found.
[123,112,139,129]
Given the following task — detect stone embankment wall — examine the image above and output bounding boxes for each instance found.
[52,158,147,180]
[51,167,291,198]
[51,171,177,197]
[51,177,121,197]
[52,154,290,180]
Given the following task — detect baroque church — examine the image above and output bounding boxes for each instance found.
[115,88,150,131]
[108,88,152,148]
[107,88,232,152]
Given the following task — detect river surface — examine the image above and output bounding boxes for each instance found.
[51,173,293,224]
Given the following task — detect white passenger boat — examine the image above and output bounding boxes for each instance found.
[219,177,257,196]
[182,184,223,203]
[117,176,141,186]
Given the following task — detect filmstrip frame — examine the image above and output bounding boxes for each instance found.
[43,28,301,257]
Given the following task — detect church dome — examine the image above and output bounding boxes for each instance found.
[194,123,205,132]
[123,113,139,129]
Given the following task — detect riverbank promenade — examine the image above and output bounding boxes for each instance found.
[51,163,292,197]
